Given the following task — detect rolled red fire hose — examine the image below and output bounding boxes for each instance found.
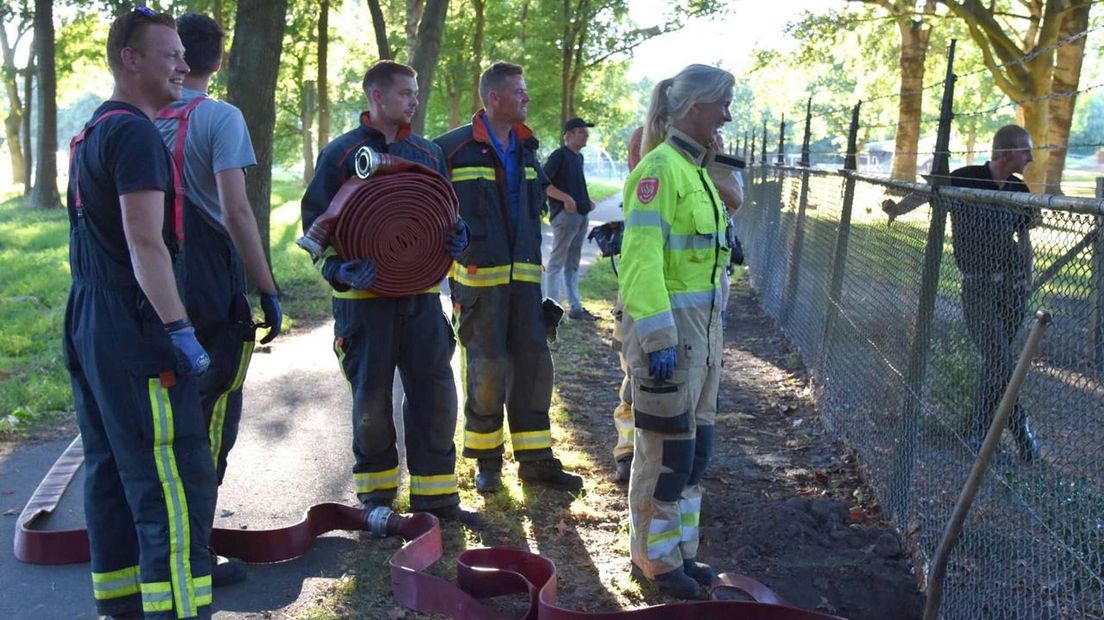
[297,149,459,297]
[14,436,845,619]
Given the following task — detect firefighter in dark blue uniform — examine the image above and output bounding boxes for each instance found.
[64,10,216,619]
[433,62,583,494]
[301,61,476,522]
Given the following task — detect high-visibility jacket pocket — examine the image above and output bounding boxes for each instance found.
[631,368,691,434]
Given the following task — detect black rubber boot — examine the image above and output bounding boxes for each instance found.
[429,504,484,528]
[475,458,502,493]
[630,563,703,600]
[1010,415,1040,462]
[614,454,632,483]
[518,457,584,493]
[683,559,715,587]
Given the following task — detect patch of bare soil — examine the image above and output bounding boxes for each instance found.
[543,276,925,619]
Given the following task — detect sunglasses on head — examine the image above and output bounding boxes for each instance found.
[121,6,157,48]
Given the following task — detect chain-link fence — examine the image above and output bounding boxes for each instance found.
[736,163,1104,619]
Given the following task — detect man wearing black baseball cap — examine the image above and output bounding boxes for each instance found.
[543,117,597,321]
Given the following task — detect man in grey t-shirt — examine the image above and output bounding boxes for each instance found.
[155,12,282,586]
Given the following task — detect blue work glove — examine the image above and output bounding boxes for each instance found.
[445,219,470,260]
[258,291,282,345]
[165,319,211,376]
[335,259,377,290]
[648,346,677,382]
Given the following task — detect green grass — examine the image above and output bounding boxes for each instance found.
[588,179,623,204]
[0,192,74,434]
[0,178,331,437]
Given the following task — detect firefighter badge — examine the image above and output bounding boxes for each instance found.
[637,178,659,203]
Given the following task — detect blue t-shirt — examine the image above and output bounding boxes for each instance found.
[481,114,521,223]
[68,101,175,265]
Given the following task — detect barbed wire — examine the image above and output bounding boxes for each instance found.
[956,22,1104,80]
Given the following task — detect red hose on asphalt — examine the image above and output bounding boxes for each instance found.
[15,437,846,619]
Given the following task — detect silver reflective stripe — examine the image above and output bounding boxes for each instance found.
[667,232,717,251]
[633,310,675,338]
[625,210,671,235]
[670,289,718,310]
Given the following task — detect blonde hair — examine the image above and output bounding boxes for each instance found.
[641,64,734,156]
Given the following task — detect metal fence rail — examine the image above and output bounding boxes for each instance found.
[736,163,1104,619]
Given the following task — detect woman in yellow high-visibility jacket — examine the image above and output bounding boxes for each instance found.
[619,64,735,599]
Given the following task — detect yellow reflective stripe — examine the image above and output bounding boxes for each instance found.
[333,285,441,299]
[450,262,510,287]
[141,581,173,613]
[451,166,496,182]
[465,428,504,451]
[512,429,552,452]
[681,512,700,527]
[92,565,140,600]
[355,467,400,493]
[511,262,542,284]
[195,574,212,607]
[315,247,338,276]
[525,167,539,180]
[148,380,196,618]
[409,473,459,496]
[209,340,254,469]
[647,527,682,546]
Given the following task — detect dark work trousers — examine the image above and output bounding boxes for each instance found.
[332,293,460,511]
[64,222,216,619]
[961,275,1029,438]
[176,205,256,485]
[453,281,555,463]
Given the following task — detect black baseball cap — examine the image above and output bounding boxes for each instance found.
[563,117,595,132]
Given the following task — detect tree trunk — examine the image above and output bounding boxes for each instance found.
[367,0,392,60]
[409,0,449,134]
[22,54,32,194]
[559,0,574,137]
[406,0,425,60]
[226,0,289,260]
[1019,98,1049,192]
[30,0,59,210]
[1042,0,1091,195]
[891,17,930,181]
[317,0,330,151]
[566,20,586,125]
[0,26,27,185]
[469,0,485,114]
[301,79,316,184]
[965,125,977,166]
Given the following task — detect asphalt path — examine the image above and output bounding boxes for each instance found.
[0,193,623,619]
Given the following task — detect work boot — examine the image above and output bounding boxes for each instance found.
[475,458,502,493]
[614,454,633,483]
[429,504,484,528]
[568,307,598,321]
[518,458,584,493]
[1010,417,1040,462]
[683,559,716,587]
[209,548,247,587]
[630,563,703,600]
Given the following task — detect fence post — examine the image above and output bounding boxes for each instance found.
[1094,178,1104,368]
[820,102,862,367]
[744,131,750,161]
[761,119,768,184]
[889,40,957,519]
[781,99,813,327]
[776,114,786,165]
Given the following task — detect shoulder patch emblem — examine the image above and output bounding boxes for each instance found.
[637,178,659,203]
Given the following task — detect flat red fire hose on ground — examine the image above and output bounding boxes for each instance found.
[296,147,458,296]
[14,436,846,619]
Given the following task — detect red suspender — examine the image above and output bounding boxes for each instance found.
[69,109,140,210]
[156,95,207,244]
